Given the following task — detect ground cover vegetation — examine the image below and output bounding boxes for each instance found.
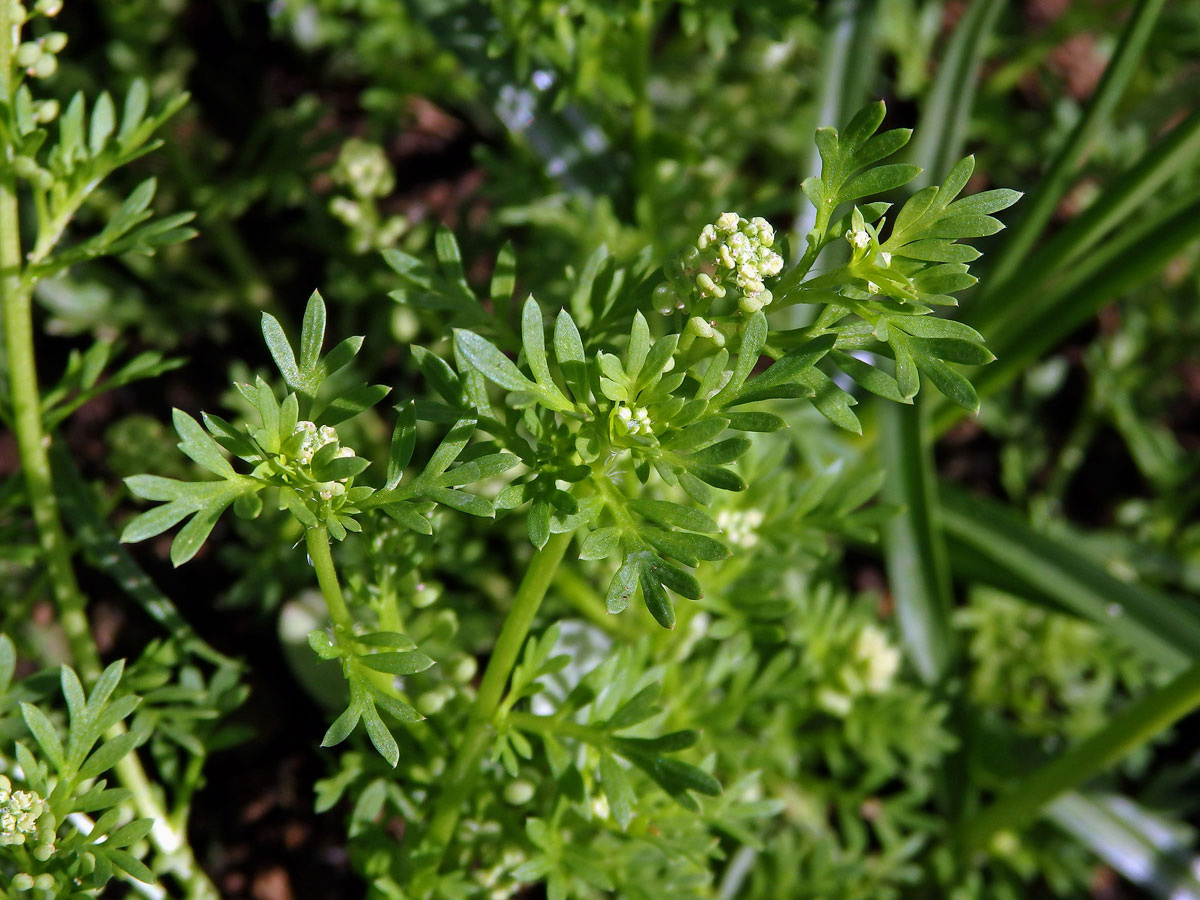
[1,0,1199,897]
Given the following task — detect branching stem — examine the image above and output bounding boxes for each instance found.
[415,530,573,887]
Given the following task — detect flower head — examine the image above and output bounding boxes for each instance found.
[692,213,784,313]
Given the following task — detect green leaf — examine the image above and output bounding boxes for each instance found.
[686,437,751,466]
[579,526,620,560]
[172,409,235,478]
[170,504,226,567]
[355,632,418,650]
[318,383,391,426]
[109,849,155,885]
[386,402,417,490]
[528,498,551,549]
[120,501,192,543]
[261,312,300,386]
[89,91,116,155]
[118,80,149,145]
[358,650,435,676]
[640,570,675,629]
[690,465,746,492]
[725,411,786,432]
[361,702,400,767]
[78,732,142,780]
[455,330,536,393]
[299,290,326,376]
[840,164,922,202]
[606,556,642,615]
[916,353,979,411]
[600,754,635,830]
[0,634,15,695]
[605,685,661,731]
[490,242,517,320]
[832,351,907,403]
[322,704,361,748]
[21,703,64,770]
[627,499,719,533]
[643,530,729,564]
[553,309,588,403]
[626,312,651,380]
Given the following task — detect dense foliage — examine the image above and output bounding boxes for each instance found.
[1,1,1199,899]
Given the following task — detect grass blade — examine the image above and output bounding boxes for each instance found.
[939,483,1200,669]
[877,0,1002,684]
[906,0,1004,188]
[964,658,1200,854]
[1047,792,1200,899]
[970,108,1200,338]
[879,404,955,683]
[981,0,1170,295]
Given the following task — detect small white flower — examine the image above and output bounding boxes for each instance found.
[715,212,740,232]
[853,624,901,694]
[847,229,871,250]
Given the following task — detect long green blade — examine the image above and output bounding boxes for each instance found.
[939,483,1200,669]
[879,405,955,683]
[980,0,1170,295]
[964,659,1200,854]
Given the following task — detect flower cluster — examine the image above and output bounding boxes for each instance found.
[14,29,66,80]
[844,227,892,295]
[329,139,407,252]
[290,421,357,500]
[716,508,765,549]
[613,404,653,436]
[695,213,784,313]
[816,623,902,716]
[0,776,53,859]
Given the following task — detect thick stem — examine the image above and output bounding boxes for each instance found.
[1,20,218,898]
[415,530,573,885]
[0,4,99,684]
[305,525,356,637]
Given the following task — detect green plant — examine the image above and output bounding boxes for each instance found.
[116,89,1019,893]
[5,1,1200,898]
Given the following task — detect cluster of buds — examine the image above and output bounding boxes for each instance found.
[8,0,62,25]
[290,420,357,501]
[844,224,893,296]
[332,139,394,198]
[716,508,765,549]
[329,139,407,253]
[694,213,784,313]
[613,404,653,437]
[0,776,54,860]
[816,623,902,716]
[14,29,65,80]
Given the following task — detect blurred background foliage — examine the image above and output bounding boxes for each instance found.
[1,0,1199,897]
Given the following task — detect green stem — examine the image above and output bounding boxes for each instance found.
[415,530,573,885]
[1,20,218,897]
[509,710,606,746]
[963,659,1200,854]
[305,526,356,637]
[0,7,98,685]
